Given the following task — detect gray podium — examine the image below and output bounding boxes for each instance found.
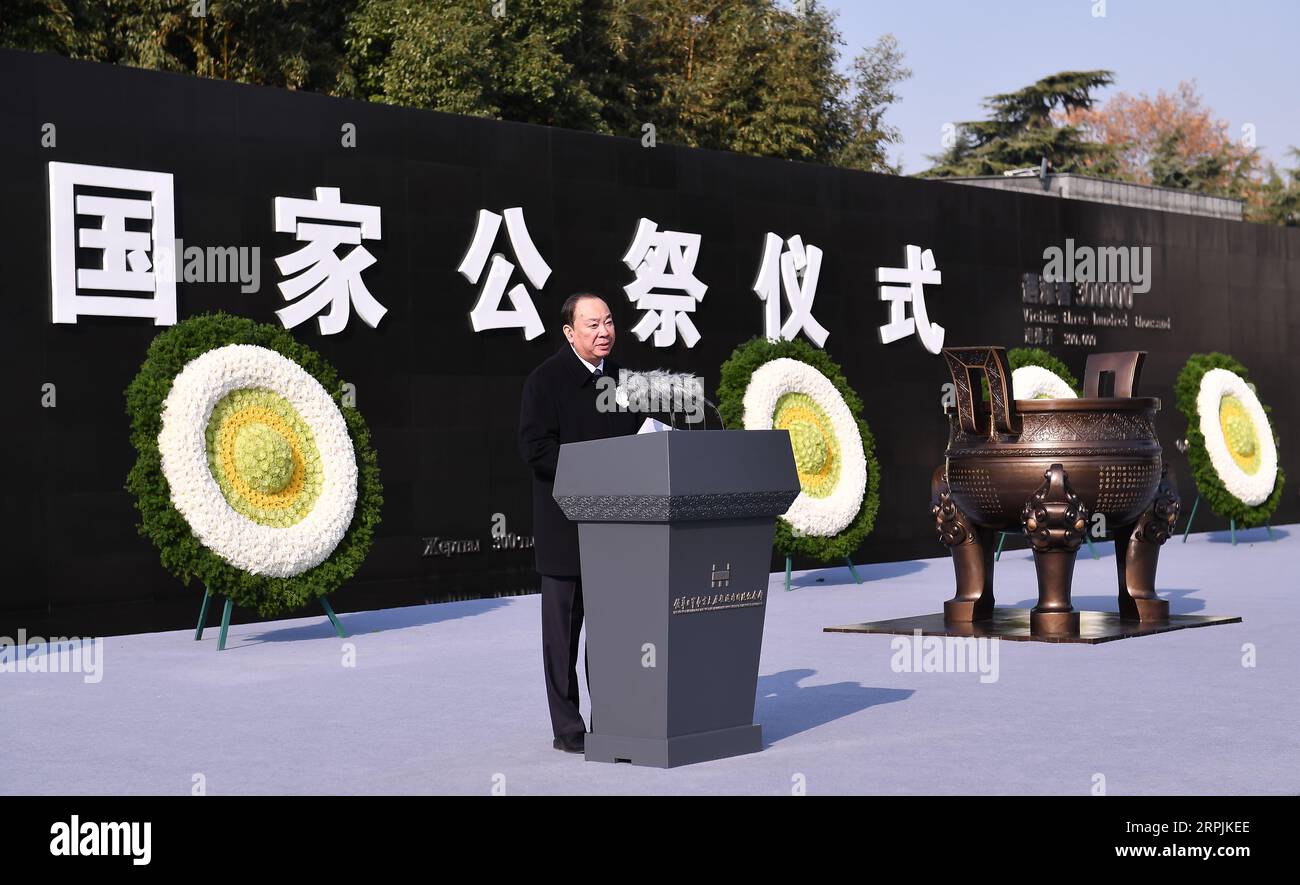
[552,429,799,768]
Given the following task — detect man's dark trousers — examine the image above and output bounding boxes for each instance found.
[540,574,589,738]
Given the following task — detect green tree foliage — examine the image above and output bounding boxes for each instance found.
[602,0,850,161]
[1,0,354,90]
[0,0,100,57]
[1147,127,1255,197]
[1,0,911,173]
[924,70,1118,177]
[1255,148,1300,227]
[342,0,608,130]
[343,0,910,170]
[831,32,910,173]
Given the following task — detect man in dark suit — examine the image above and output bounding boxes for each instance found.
[518,293,641,753]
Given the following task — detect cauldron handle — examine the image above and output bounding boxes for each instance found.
[942,346,1021,438]
[1083,351,1146,397]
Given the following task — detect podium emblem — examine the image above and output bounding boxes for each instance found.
[710,563,731,588]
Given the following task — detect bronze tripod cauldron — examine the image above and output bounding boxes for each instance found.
[932,347,1180,637]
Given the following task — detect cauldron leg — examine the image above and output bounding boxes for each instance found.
[931,467,994,622]
[1022,464,1089,636]
[1115,464,1179,621]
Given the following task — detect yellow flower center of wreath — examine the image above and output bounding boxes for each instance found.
[1218,394,1261,474]
[205,388,324,527]
[773,392,840,499]
[233,422,296,494]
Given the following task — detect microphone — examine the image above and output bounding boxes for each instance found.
[615,369,722,429]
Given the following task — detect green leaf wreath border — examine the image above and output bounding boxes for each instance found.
[717,336,880,562]
[125,312,383,617]
[1175,351,1283,528]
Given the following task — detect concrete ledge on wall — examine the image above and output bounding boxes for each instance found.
[944,172,1245,221]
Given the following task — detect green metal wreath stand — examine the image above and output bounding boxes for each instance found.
[194,589,348,651]
[784,556,862,591]
[1180,493,1272,546]
[988,493,1275,556]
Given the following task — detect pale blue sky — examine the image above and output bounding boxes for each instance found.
[824,0,1298,173]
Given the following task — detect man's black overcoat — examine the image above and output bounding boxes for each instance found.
[518,344,641,576]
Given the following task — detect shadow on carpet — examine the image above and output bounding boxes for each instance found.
[756,668,913,744]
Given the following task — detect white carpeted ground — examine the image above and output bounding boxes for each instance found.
[2,525,1294,795]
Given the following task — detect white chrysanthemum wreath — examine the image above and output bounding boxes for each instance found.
[742,357,867,537]
[158,344,359,577]
[1196,367,1278,506]
[127,313,382,620]
[1012,364,1078,400]
[717,337,879,562]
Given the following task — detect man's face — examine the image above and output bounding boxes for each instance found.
[565,297,615,362]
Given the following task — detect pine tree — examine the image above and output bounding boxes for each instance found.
[923,70,1118,177]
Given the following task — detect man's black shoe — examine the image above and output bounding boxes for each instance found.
[553,732,585,753]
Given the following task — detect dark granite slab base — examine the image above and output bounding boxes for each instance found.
[825,607,1242,644]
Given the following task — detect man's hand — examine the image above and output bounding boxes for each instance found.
[518,375,561,480]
